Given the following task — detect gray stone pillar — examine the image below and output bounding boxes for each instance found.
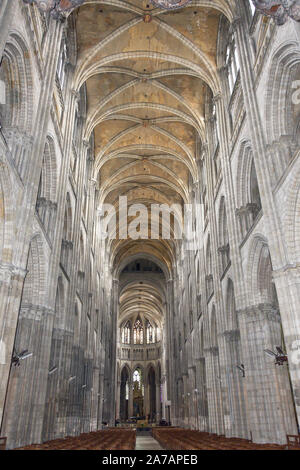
[0,263,27,434]
[238,305,297,443]
[115,379,120,420]
[156,381,160,423]
[128,380,133,418]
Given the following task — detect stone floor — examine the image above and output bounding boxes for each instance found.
[135,436,164,450]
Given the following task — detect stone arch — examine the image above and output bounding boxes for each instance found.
[210,305,218,349]
[63,192,73,241]
[264,42,300,185]
[54,275,66,331]
[38,136,57,203]
[226,278,238,331]
[265,41,300,144]
[0,161,14,263]
[246,234,276,306]
[218,196,230,272]
[236,141,261,208]
[22,234,46,306]
[236,142,262,237]
[36,136,58,239]
[282,164,300,262]
[0,31,34,133]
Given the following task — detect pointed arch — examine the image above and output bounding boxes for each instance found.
[22,234,46,306]
[0,32,34,133]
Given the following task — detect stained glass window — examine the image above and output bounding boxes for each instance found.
[133,369,141,384]
[121,321,131,344]
[146,320,155,344]
[133,317,143,344]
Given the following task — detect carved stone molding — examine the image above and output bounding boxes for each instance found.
[0,262,27,283]
[252,0,300,24]
[23,0,300,23]
[23,0,85,20]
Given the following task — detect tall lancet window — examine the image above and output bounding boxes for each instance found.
[225,32,240,95]
[133,316,143,344]
[121,321,131,344]
[146,320,155,344]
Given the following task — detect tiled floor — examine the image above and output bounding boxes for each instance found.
[135,436,164,450]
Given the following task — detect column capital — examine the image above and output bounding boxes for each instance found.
[23,0,84,21]
[0,262,27,283]
[71,89,80,102]
[213,92,223,104]
[230,16,243,33]
[217,64,229,75]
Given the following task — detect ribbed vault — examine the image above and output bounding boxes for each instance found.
[69,0,233,274]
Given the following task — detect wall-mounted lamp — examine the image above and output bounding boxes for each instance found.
[12,349,33,367]
[264,347,288,366]
[236,364,245,378]
[49,366,58,375]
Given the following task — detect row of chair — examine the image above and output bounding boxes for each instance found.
[15,428,136,450]
[0,437,7,450]
[152,428,290,450]
[287,435,300,450]
[11,428,300,450]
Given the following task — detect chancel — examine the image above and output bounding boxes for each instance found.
[0,0,299,451]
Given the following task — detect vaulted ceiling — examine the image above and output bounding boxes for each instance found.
[71,0,234,274]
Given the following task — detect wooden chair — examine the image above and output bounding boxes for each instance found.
[287,435,300,450]
[0,437,7,450]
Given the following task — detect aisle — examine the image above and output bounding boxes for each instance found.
[135,435,164,450]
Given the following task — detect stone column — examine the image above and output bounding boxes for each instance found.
[144,380,150,419]
[0,263,27,433]
[128,380,133,418]
[238,305,298,443]
[161,375,167,420]
[156,381,161,423]
[273,266,300,427]
[115,378,120,420]
[203,127,226,435]
[166,278,176,422]
[110,279,119,425]
[204,346,224,434]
